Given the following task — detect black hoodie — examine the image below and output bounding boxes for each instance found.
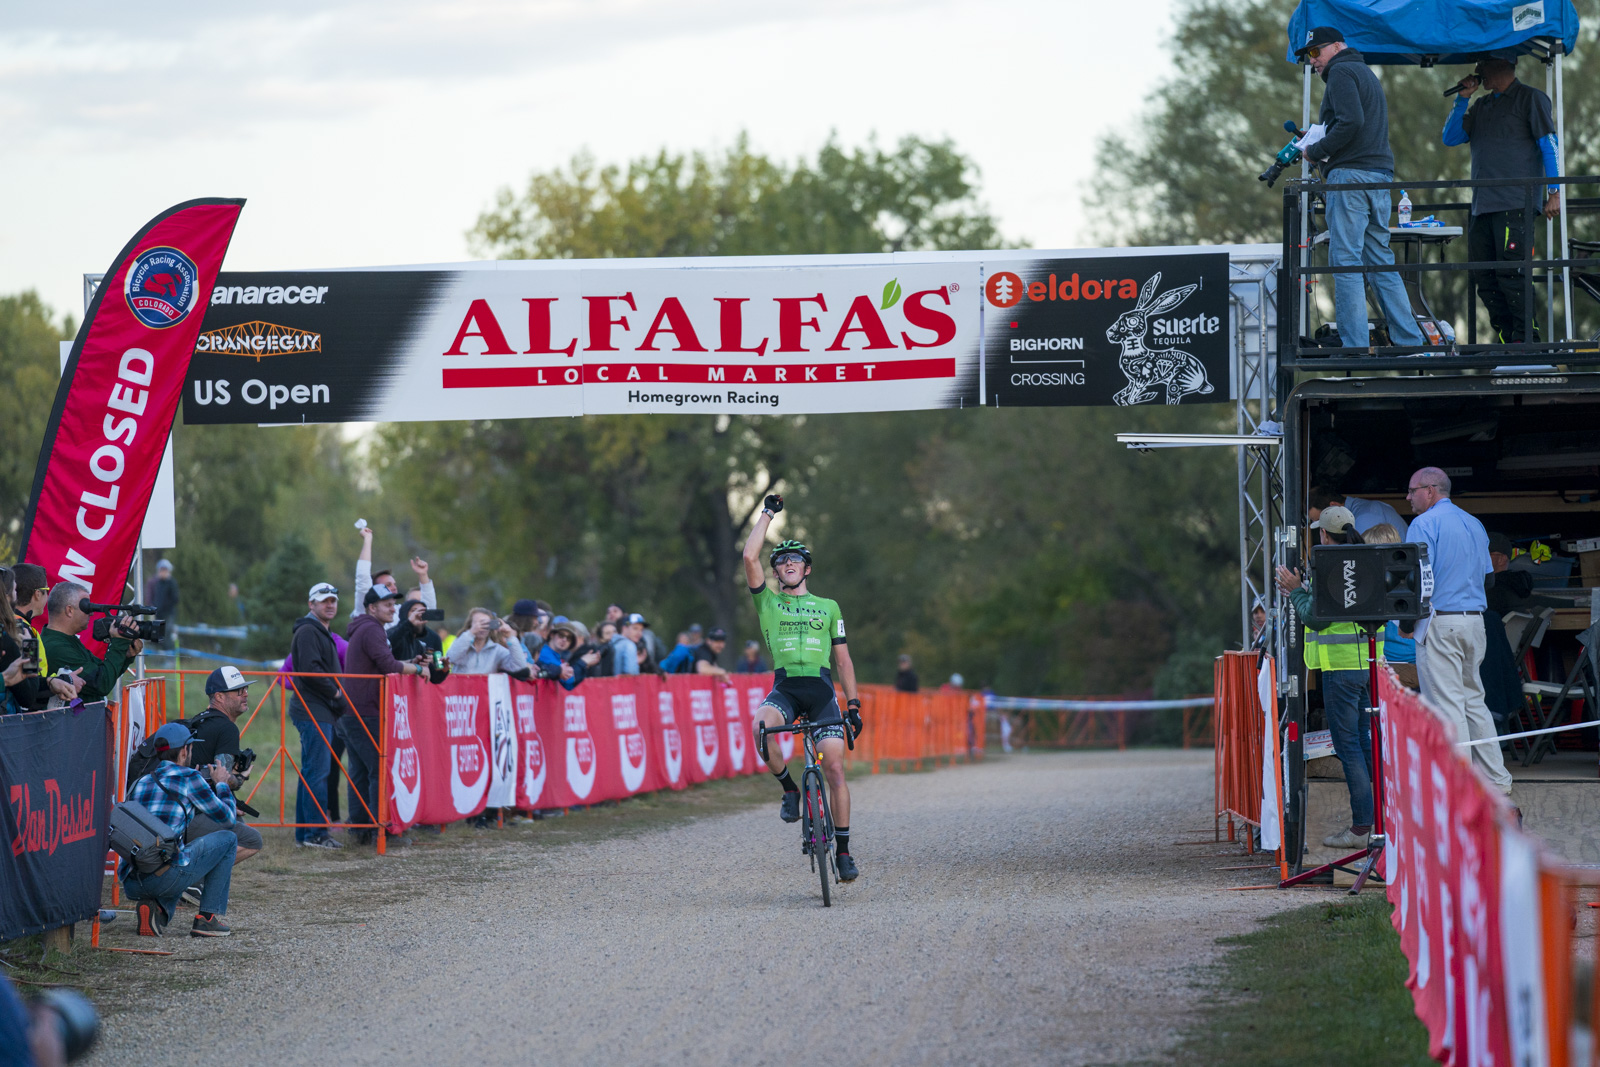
[1305,49,1396,175]
[388,599,442,663]
[288,614,346,723]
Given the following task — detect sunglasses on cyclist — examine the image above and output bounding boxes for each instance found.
[1303,45,1324,59]
[773,553,807,567]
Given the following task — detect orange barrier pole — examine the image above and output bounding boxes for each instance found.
[377,676,388,856]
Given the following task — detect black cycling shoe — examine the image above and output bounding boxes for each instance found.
[780,791,800,823]
[836,852,859,882]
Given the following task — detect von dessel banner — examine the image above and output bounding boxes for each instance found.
[386,673,783,830]
[179,249,1232,425]
[0,704,113,942]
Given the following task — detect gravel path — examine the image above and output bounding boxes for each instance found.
[93,751,1300,1067]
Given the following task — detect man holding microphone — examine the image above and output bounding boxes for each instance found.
[1442,53,1562,344]
[1404,467,1514,795]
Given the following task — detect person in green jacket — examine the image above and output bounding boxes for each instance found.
[1275,506,1384,851]
[39,582,142,705]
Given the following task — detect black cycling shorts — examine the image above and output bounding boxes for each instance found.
[760,675,845,742]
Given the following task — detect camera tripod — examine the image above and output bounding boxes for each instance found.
[1279,622,1387,893]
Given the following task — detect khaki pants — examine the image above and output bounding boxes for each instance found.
[1417,614,1514,794]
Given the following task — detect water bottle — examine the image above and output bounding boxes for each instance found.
[1398,190,1412,227]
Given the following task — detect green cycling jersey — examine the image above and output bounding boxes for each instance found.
[750,583,846,678]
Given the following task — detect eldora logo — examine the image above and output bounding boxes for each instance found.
[125,246,200,329]
[986,270,1140,308]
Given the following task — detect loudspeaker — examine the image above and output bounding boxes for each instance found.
[1310,543,1431,624]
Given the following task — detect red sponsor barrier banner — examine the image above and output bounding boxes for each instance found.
[20,200,244,627]
[386,673,776,831]
[1377,667,1563,1066]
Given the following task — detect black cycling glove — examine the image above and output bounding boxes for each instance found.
[845,699,863,741]
[764,493,784,515]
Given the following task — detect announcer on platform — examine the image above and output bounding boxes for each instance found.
[1403,467,1514,795]
[1442,54,1561,345]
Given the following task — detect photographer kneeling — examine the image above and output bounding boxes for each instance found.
[39,583,141,705]
[119,722,239,938]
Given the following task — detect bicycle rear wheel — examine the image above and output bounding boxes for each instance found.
[803,767,831,907]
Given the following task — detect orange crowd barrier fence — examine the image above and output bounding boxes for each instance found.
[1213,650,1265,850]
[145,668,394,853]
[848,684,984,773]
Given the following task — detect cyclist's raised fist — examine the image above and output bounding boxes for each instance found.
[764,493,784,515]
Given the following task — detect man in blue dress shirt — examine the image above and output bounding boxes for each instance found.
[1404,467,1513,794]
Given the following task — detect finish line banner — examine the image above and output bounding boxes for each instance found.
[184,259,982,421]
[179,248,1240,423]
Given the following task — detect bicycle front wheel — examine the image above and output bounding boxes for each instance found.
[803,768,831,907]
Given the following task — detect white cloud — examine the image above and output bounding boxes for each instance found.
[0,0,1177,320]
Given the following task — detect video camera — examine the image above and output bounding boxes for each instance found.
[224,747,258,777]
[81,598,167,643]
[1259,120,1305,188]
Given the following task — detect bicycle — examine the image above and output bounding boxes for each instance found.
[757,718,853,907]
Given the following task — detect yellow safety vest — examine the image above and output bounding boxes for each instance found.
[1303,622,1384,672]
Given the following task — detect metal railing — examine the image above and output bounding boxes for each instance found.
[1278,173,1600,372]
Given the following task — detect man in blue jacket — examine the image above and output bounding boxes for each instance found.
[1295,26,1426,353]
[1442,54,1561,344]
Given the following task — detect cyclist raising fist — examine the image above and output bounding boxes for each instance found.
[742,493,863,882]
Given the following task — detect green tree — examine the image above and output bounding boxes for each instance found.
[240,532,332,660]
[0,292,70,557]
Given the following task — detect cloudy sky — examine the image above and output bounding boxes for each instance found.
[2,0,1180,319]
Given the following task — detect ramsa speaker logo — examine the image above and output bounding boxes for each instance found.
[1342,559,1359,609]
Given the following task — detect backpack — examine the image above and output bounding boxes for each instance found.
[125,710,222,788]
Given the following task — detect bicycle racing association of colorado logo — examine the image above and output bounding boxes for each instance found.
[124,246,201,329]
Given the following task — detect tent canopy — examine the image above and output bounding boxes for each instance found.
[1286,0,1580,65]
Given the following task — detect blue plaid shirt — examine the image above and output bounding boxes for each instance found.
[119,761,236,879]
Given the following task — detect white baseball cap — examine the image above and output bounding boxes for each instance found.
[308,582,339,601]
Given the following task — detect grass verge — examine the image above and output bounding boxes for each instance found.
[1168,893,1431,1066]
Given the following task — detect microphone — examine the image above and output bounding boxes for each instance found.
[1284,119,1299,134]
[1442,76,1477,98]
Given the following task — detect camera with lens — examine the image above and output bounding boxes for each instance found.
[1259,120,1306,188]
[225,747,257,777]
[82,598,167,643]
[29,987,100,1061]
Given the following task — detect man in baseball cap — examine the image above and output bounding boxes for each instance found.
[1293,25,1344,58]
[1309,504,1358,537]
[693,626,730,677]
[288,582,348,848]
[183,664,264,869]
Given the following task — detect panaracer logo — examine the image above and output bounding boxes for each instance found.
[211,284,329,306]
[985,271,1139,309]
[1343,559,1359,609]
[125,246,200,329]
[194,321,322,359]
